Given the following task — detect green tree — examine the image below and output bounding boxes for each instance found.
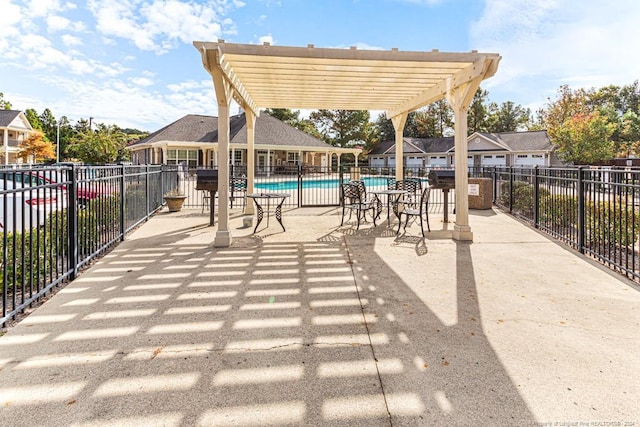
[467,88,491,133]
[56,116,77,161]
[67,123,128,164]
[618,111,640,156]
[414,100,453,137]
[309,109,372,147]
[372,111,419,142]
[486,101,531,132]
[372,113,396,143]
[551,111,615,164]
[25,108,44,131]
[264,108,301,125]
[39,108,58,143]
[0,92,12,110]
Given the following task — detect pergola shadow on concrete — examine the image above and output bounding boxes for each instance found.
[193,40,500,247]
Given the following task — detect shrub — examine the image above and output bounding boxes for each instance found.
[585,198,639,248]
[499,181,549,217]
[539,194,578,229]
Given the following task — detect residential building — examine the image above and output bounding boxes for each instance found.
[128,112,359,173]
[368,130,561,170]
[0,110,35,165]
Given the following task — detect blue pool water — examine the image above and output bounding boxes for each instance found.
[255,176,392,191]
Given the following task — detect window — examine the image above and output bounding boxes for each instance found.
[167,149,198,168]
[483,155,493,159]
[229,150,242,165]
[496,155,505,159]
[532,154,543,158]
[430,156,438,160]
[287,152,300,163]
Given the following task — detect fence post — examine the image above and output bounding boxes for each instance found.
[68,165,79,280]
[297,164,303,208]
[120,165,125,241]
[533,165,539,228]
[492,167,497,203]
[578,166,585,253]
[146,165,150,217]
[509,166,514,213]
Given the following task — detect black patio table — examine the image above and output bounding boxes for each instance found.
[370,189,407,224]
[246,193,290,233]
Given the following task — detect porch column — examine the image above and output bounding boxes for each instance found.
[245,109,256,215]
[447,80,482,242]
[391,112,408,181]
[326,151,330,173]
[266,149,271,177]
[354,150,358,167]
[337,153,341,171]
[4,129,8,165]
[161,146,167,165]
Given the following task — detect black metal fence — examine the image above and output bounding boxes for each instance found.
[3,162,638,325]
[180,164,452,209]
[1,164,175,326]
[489,166,640,282]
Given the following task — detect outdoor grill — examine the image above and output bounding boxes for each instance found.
[428,169,456,189]
[196,169,219,226]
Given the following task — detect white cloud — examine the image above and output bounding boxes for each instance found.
[0,0,22,27]
[88,0,242,54]
[131,76,154,87]
[471,0,640,95]
[47,15,71,31]
[27,0,65,18]
[61,34,82,46]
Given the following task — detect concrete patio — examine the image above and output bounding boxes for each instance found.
[0,206,638,426]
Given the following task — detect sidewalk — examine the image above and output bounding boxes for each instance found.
[0,207,638,426]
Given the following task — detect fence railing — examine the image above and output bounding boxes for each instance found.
[3,162,637,325]
[180,164,454,209]
[490,166,640,282]
[1,164,175,326]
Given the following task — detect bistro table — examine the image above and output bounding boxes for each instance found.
[246,193,290,233]
[370,189,408,224]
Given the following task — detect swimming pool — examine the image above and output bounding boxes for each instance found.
[255,176,417,191]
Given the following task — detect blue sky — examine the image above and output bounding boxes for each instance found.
[1,0,639,132]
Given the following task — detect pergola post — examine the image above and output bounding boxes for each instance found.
[212,74,234,247]
[447,80,482,242]
[245,109,256,215]
[391,113,408,181]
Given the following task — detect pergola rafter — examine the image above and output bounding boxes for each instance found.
[194,40,501,246]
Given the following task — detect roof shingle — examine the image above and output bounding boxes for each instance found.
[131,112,331,148]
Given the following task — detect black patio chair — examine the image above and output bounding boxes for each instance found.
[395,178,422,207]
[396,186,431,237]
[230,177,247,208]
[340,182,377,230]
[350,180,377,204]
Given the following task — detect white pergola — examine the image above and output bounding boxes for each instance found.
[193,40,501,247]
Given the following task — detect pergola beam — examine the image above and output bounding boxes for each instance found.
[193,40,501,247]
[385,56,498,119]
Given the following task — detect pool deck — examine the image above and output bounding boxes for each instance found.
[0,206,638,426]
